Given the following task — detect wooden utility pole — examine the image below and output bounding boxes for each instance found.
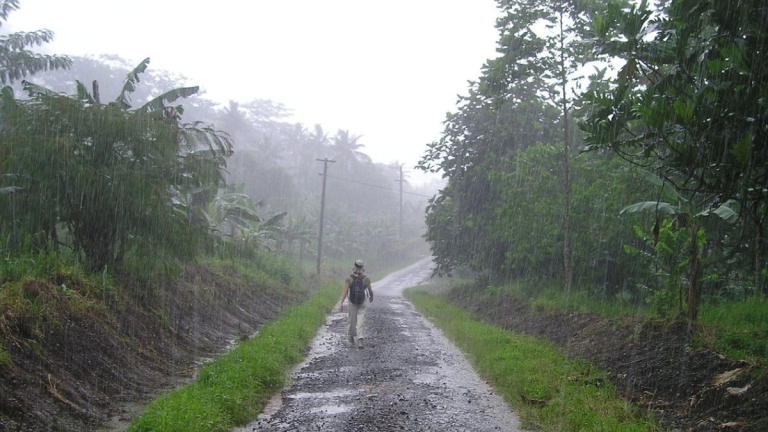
[316,158,335,274]
[400,165,404,239]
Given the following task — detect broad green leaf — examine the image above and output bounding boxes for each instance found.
[673,98,694,123]
[0,185,22,195]
[0,85,14,99]
[116,57,150,109]
[731,134,752,165]
[75,80,95,104]
[707,59,728,74]
[697,200,739,224]
[224,205,261,223]
[620,201,677,215]
[140,86,199,112]
[261,211,288,228]
[21,80,58,97]
[634,168,685,204]
[592,13,609,38]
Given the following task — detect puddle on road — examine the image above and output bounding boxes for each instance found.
[308,403,352,415]
[289,389,359,400]
[237,258,524,431]
[294,366,353,380]
[253,312,347,422]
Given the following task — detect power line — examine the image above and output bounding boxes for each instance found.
[324,174,434,199]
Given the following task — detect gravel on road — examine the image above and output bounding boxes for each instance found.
[236,258,523,432]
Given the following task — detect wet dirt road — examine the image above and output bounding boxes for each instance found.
[236,258,523,432]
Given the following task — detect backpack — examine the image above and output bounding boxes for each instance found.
[348,274,367,305]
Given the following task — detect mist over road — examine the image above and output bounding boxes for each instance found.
[237,258,523,431]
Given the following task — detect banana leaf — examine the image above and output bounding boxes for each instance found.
[140,86,199,112]
[620,201,677,215]
[116,57,150,109]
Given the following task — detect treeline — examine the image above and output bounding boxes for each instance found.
[0,3,433,277]
[419,0,767,321]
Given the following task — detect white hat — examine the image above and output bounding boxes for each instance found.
[353,260,364,273]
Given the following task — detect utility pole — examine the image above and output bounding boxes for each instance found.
[316,158,335,275]
[395,164,404,239]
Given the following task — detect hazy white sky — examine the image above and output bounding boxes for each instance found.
[9,0,500,184]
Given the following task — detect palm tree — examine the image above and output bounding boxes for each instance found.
[217,101,257,149]
[256,134,284,164]
[280,122,306,156]
[331,129,371,171]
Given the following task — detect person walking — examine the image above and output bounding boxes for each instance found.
[339,260,373,348]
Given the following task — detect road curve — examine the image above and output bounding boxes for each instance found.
[236,258,523,432]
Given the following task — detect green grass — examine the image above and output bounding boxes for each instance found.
[443,278,768,367]
[483,281,654,319]
[200,253,300,292]
[0,347,11,367]
[127,281,340,432]
[405,287,659,432]
[698,295,768,361]
[488,280,768,363]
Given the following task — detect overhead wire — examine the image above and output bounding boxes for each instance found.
[323,174,434,198]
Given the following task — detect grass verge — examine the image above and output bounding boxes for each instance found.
[698,295,768,361]
[459,279,768,365]
[127,281,340,432]
[475,280,654,320]
[404,287,659,431]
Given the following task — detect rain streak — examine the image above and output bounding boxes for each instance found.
[0,1,766,431]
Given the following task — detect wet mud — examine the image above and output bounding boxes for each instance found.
[448,290,768,432]
[0,264,299,431]
[239,259,523,432]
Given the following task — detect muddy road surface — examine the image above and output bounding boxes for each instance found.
[236,258,523,432]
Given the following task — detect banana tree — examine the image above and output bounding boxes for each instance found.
[272,215,313,264]
[235,211,287,251]
[207,183,263,240]
[621,169,738,323]
[1,58,231,269]
[206,183,289,251]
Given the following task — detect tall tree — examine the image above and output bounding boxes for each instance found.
[418,0,613,282]
[217,101,257,149]
[580,0,768,315]
[331,129,370,172]
[0,0,70,84]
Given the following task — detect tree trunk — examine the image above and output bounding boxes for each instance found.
[50,222,59,254]
[755,227,763,295]
[559,4,573,294]
[687,225,701,326]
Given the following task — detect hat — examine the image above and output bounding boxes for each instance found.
[353,260,364,273]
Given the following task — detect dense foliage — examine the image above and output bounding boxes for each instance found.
[0,0,70,84]
[419,0,767,321]
[1,47,432,276]
[0,60,232,270]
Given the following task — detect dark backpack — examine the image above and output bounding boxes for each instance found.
[348,274,367,305]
